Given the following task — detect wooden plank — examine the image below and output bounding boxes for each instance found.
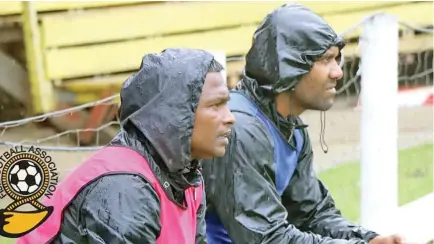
[60,33,433,94]
[0,1,139,16]
[60,59,247,93]
[51,31,432,87]
[22,2,54,114]
[343,34,433,57]
[326,2,433,37]
[40,2,283,48]
[44,25,257,79]
[58,73,133,92]
[225,35,434,72]
[45,10,433,81]
[300,1,404,15]
[0,2,23,16]
[399,34,433,54]
[39,1,403,48]
[0,1,402,17]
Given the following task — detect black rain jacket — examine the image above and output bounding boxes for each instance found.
[51,48,217,244]
[201,4,379,244]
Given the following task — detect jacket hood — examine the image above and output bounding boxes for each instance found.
[118,48,216,173]
[244,3,345,94]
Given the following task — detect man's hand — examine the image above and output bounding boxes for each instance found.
[369,234,404,244]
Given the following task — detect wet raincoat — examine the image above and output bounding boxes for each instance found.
[38,48,216,243]
[202,4,379,244]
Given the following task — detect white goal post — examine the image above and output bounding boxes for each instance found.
[360,13,433,243]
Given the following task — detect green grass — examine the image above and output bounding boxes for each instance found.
[318,143,433,223]
[0,143,432,243]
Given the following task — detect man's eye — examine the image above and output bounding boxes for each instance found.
[213,102,225,108]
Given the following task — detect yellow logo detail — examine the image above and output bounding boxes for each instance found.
[0,146,59,238]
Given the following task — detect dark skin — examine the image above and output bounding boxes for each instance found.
[276,46,405,244]
[191,72,236,159]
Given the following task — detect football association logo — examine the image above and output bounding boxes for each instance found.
[0,145,59,238]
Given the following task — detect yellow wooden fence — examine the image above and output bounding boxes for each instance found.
[0,1,431,114]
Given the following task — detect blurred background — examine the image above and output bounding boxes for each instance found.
[0,1,432,243]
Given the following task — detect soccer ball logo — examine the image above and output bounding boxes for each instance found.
[8,160,43,196]
[0,149,58,239]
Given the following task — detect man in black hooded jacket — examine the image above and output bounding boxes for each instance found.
[17,48,235,244]
[202,4,403,244]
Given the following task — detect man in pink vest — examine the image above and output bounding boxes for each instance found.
[16,48,235,244]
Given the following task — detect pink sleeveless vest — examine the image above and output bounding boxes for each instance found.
[16,146,203,244]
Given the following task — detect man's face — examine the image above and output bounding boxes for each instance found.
[292,46,344,111]
[191,72,235,159]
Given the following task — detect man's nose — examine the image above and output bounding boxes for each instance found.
[330,63,344,80]
[223,106,236,126]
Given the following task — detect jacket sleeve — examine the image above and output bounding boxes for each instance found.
[202,113,367,244]
[195,183,207,244]
[56,174,161,244]
[281,128,379,242]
